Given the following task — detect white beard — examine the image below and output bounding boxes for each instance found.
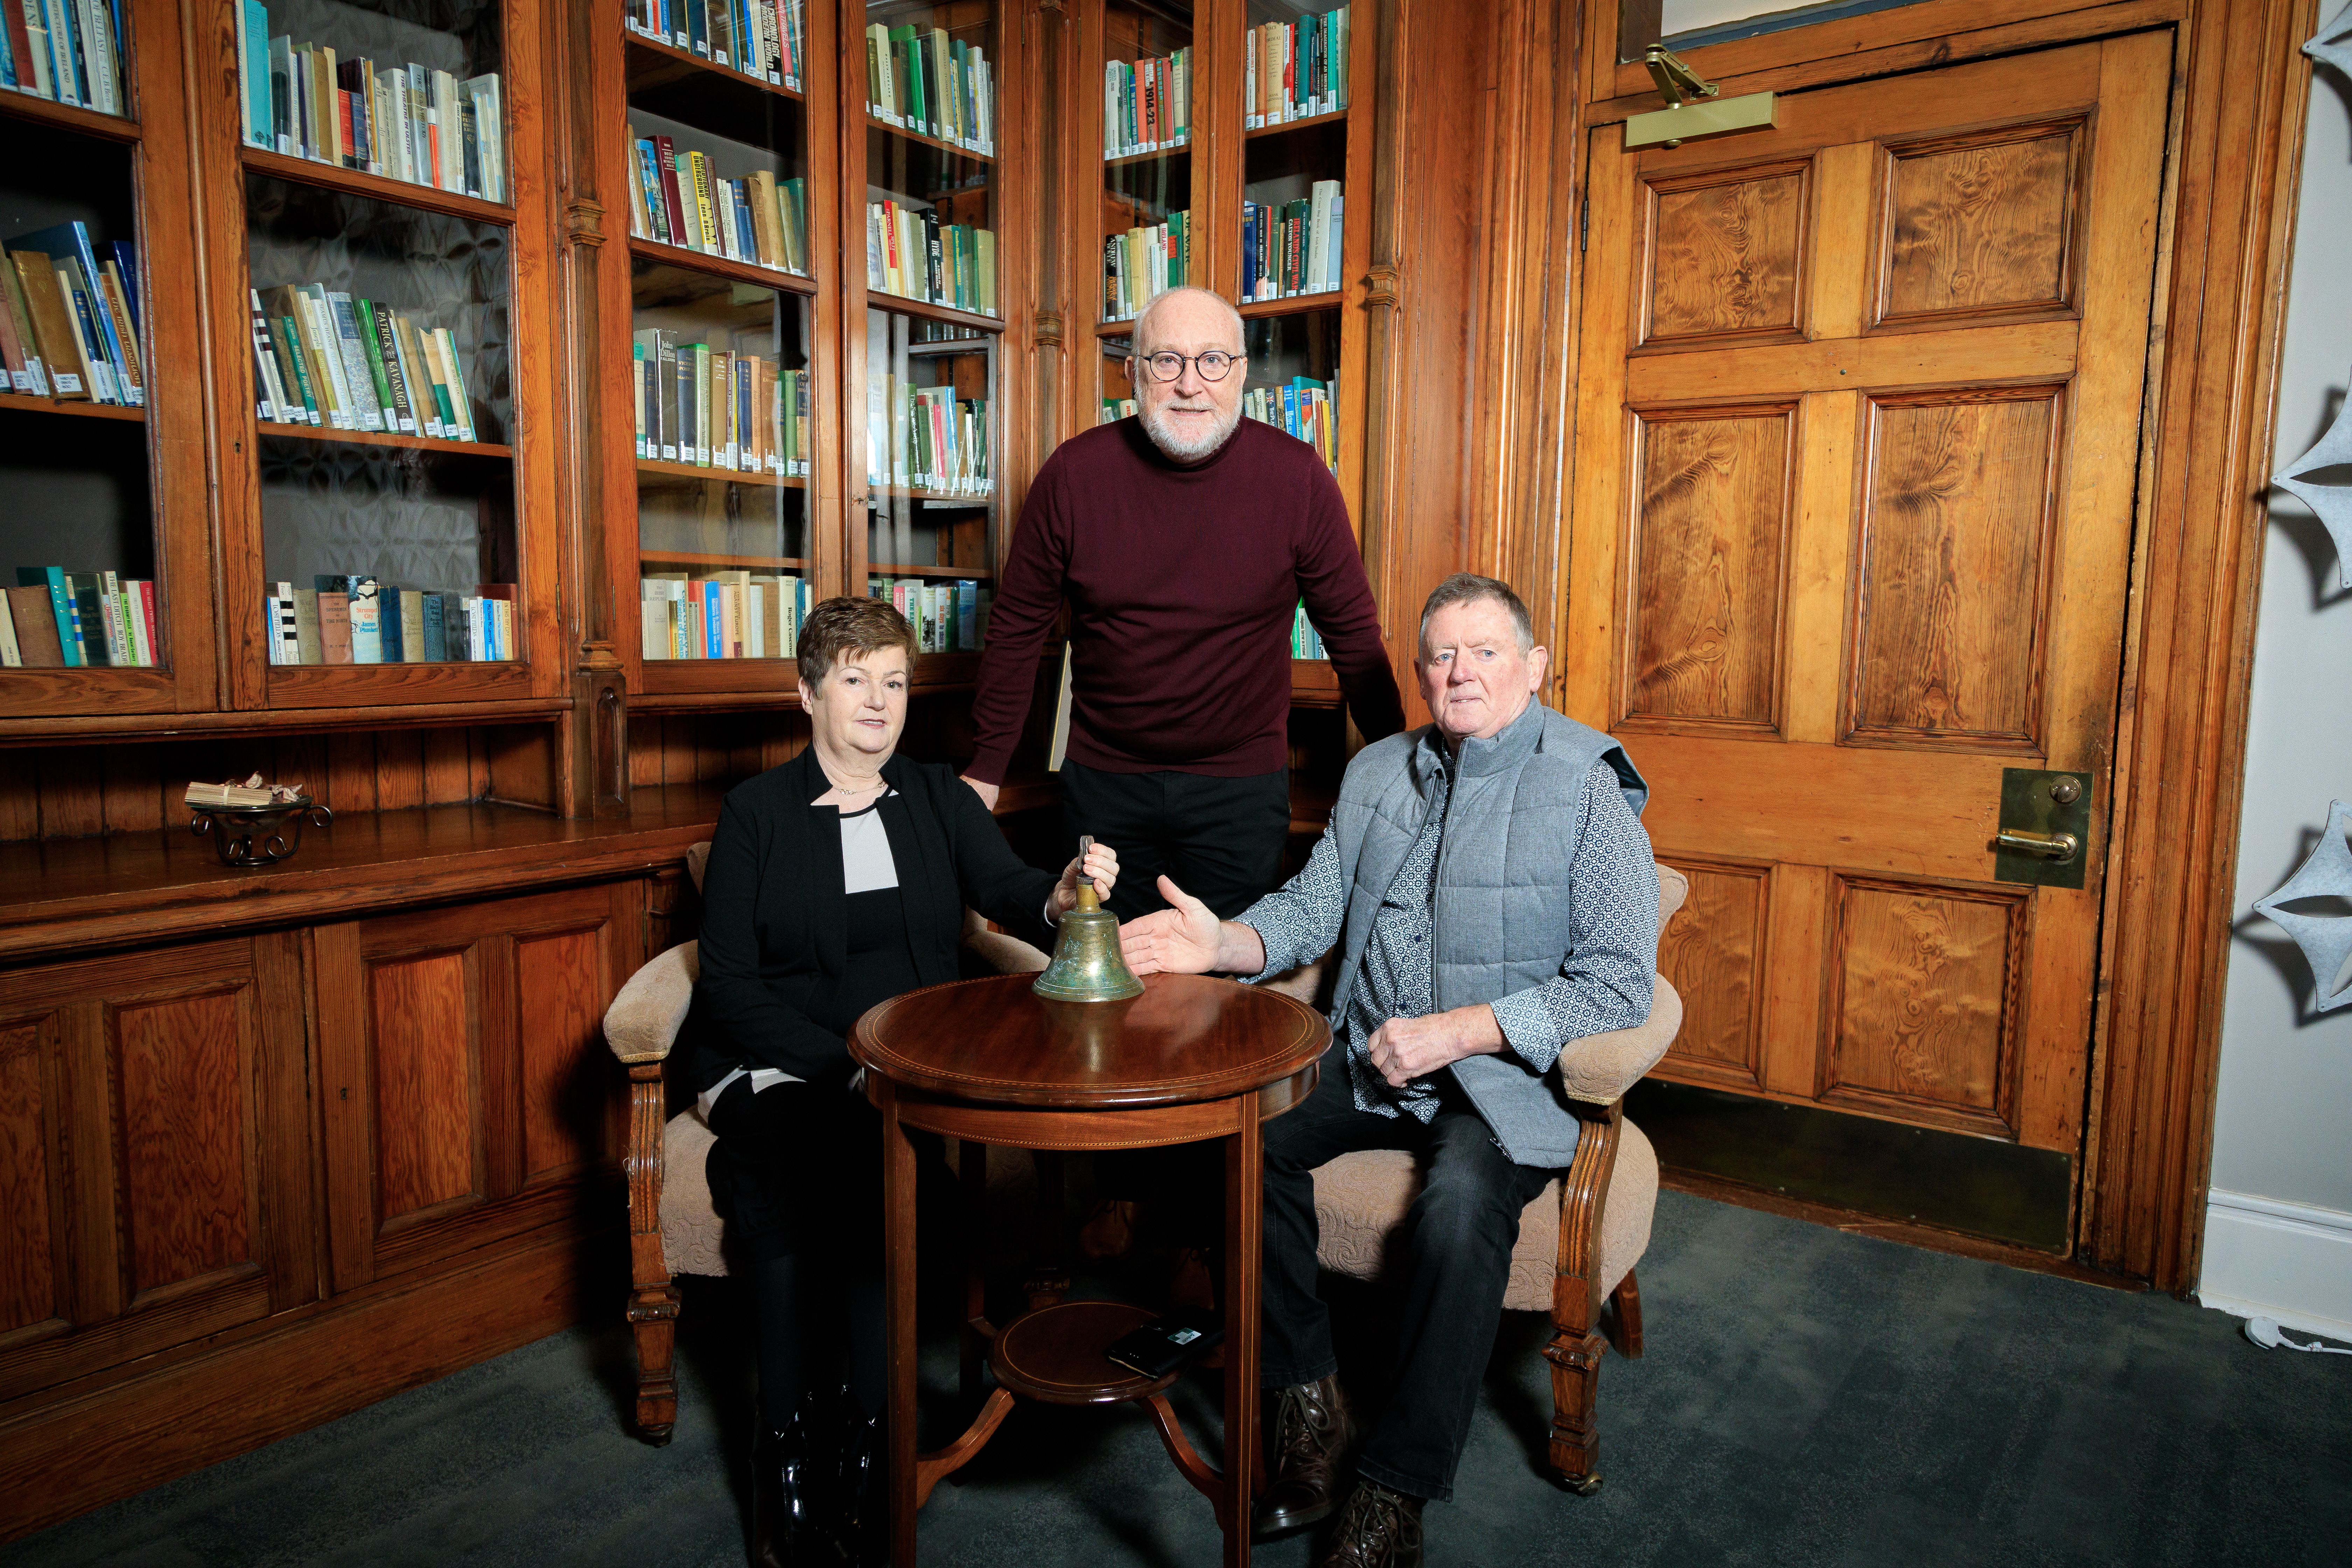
[1139,397,1242,462]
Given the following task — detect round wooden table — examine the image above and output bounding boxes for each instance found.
[853,970,1330,1568]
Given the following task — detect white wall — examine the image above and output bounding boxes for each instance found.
[2199,7,2352,1341]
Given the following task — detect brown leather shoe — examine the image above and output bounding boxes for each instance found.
[1253,1374,1351,1538]
[1316,1480,1424,1568]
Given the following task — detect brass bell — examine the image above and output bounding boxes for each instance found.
[1034,837,1144,1002]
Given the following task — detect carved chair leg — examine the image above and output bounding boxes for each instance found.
[628,1280,682,1444]
[1602,1268,1644,1359]
[1543,1325,1606,1494]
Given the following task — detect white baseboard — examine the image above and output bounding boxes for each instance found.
[2198,1189,2352,1342]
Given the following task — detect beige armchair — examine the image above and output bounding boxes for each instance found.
[1268,865,1687,1495]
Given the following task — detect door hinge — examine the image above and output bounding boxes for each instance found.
[1579,197,1589,253]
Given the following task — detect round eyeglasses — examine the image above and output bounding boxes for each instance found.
[1132,350,1242,383]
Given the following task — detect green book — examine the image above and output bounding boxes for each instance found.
[355,300,399,429]
[890,26,923,128]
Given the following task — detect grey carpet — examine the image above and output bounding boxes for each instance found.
[8,1190,2346,1567]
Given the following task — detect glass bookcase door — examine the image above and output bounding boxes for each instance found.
[244,171,519,671]
[0,116,164,679]
[215,0,543,704]
[1098,0,1192,339]
[1236,2,1349,477]
[622,1,818,688]
[857,0,1004,665]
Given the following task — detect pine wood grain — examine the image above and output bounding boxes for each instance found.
[1652,861,1768,1089]
[0,1022,59,1339]
[1644,166,1806,343]
[1825,878,2025,1135]
[1849,388,2060,746]
[514,926,604,1183]
[115,988,253,1295]
[1625,408,1794,727]
[1882,125,2079,323]
[370,952,478,1223]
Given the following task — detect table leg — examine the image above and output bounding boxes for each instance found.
[1222,1091,1262,1568]
[960,1140,989,1414]
[882,1080,921,1568]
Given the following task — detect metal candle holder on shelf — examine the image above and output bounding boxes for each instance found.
[189,797,333,867]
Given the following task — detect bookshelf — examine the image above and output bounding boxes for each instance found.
[848,0,1015,687]
[0,0,211,717]
[200,0,559,712]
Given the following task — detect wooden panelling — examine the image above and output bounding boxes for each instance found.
[316,882,636,1292]
[371,953,479,1225]
[1654,862,1769,1090]
[1825,877,2025,1134]
[1644,163,1808,345]
[1848,387,2061,747]
[0,938,307,1404]
[627,710,811,788]
[1880,124,2079,325]
[115,989,254,1298]
[0,726,513,842]
[1624,407,1794,728]
[515,926,605,1183]
[0,1022,59,1339]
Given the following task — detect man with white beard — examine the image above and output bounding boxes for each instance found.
[962,286,1403,931]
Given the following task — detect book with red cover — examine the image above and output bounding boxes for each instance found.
[655,136,688,250]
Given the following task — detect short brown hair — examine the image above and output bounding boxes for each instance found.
[1418,572,1533,655]
[797,595,919,686]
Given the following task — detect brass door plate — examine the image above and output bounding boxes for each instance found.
[1994,767,2092,889]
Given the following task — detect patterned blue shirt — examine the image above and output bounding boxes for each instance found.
[1240,755,1657,1123]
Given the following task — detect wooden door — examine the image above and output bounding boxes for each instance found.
[314,882,639,1292]
[0,935,315,1401]
[1563,36,2168,1164]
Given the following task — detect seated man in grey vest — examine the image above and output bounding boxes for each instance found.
[1119,572,1659,1568]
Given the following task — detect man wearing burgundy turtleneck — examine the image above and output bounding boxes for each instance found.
[962,288,1405,924]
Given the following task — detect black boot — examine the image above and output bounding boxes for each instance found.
[751,1411,846,1568]
[830,1397,883,1567]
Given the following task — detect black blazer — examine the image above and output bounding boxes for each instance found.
[688,749,1059,1092]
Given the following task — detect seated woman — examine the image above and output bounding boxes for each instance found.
[688,596,1115,1568]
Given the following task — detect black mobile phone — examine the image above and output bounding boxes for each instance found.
[1104,1309,1225,1378]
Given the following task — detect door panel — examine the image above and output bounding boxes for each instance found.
[1567,35,2170,1164]
[1625,406,1796,729]
[1879,123,2081,324]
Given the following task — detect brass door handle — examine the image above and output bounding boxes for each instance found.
[1994,829,2079,863]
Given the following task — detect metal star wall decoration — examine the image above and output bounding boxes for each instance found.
[2307,3,2352,76]
[2273,377,2352,592]
[2252,800,2352,1013]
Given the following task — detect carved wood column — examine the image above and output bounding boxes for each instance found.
[550,0,630,817]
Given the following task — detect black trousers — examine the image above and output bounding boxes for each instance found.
[1059,760,1292,923]
[1260,1046,1560,1503]
[1062,761,1291,1225]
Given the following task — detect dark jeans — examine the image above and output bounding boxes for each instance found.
[1059,760,1292,923]
[1261,1046,1560,1503]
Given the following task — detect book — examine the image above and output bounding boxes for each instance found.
[4,585,61,666]
[236,15,505,199]
[0,587,16,666]
[346,574,383,662]
[11,251,90,399]
[317,588,352,663]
